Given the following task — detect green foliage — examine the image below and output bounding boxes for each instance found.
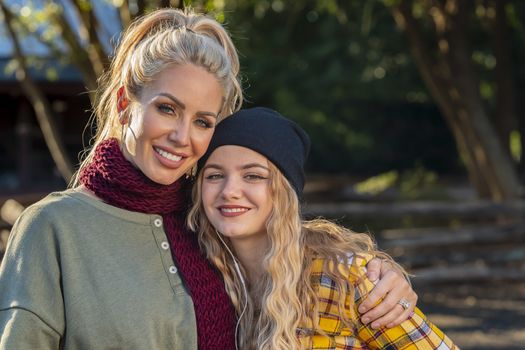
[355,170,398,195]
[399,163,440,200]
[7,0,523,178]
[219,0,462,174]
[510,130,522,162]
[352,164,445,200]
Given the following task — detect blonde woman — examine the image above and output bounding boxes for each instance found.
[189,107,459,349]
[0,8,415,350]
[0,8,241,349]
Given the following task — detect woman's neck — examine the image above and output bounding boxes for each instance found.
[230,234,269,285]
[76,185,102,201]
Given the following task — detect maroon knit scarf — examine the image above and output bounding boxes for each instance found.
[79,138,236,349]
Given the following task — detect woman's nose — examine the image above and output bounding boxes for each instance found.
[221,176,242,199]
[168,117,190,146]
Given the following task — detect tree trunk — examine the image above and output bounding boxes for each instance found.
[71,0,110,78]
[489,0,517,161]
[391,0,522,201]
[1,3,74,182]
[118,0,132,29]
[52,1,99,94]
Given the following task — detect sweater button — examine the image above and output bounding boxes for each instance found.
[169,266,178,274]
[154,218,163,227]
[161,242,170,250]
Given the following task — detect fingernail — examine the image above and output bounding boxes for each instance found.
[371,322,379,329]
[358,306,366,313]
[362,317,370,324]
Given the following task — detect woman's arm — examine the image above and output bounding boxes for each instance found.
[352,257,458,349]
[0,310,62,349]
[356,307,459,349]
[361,258,418,329]
[0,205,64,348]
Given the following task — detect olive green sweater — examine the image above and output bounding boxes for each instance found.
[0,189,198,349]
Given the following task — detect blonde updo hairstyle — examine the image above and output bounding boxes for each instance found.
[73,8,242,186]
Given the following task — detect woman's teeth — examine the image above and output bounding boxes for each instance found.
[155,147,182,161]
[221,208,248,213]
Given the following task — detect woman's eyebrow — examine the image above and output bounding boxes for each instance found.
[203,163,269,171]
[202,164,223,171]
[241,163,269,171]
[158,92,218,119]
[158,93,185,109]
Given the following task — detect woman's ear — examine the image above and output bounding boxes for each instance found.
[117,86,130,124]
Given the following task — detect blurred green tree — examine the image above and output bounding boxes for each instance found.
[222,0,524,200]
[387,0,522,200]
[1,0,523,201]
[222,0,456,174]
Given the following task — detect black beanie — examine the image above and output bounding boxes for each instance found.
[199,107,311,196]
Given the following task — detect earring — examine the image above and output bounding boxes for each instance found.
[185,165,197,179]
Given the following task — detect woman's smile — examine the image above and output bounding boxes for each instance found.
[121,64,223,185]
[218,205,251,217]
[202,145,273,241]
[153,146,186,169]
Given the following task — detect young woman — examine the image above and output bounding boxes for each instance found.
[189,107,459,349]
[0,8,415,349]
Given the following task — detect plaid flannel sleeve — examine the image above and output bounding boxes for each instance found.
[352,255,459,349]
[303,256,460,350]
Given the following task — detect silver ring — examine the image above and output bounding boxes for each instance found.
[397,298,411,310]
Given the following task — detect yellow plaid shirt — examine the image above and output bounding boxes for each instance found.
[298,255,459,349]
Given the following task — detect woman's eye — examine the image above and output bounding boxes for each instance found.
[245,174,267,181]
[195,118,214,129]
[205,173,223,180]
[158,103,175,114]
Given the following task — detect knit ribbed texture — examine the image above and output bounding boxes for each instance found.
[79,138,236,349]
[199,107,311,197]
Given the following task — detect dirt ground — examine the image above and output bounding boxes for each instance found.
[416,281,525,349]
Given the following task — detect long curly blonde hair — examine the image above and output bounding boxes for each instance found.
[188,161,403,349]
[72,8,242,186]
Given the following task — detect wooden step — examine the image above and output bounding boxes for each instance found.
[411,264,525,285]
[304,200,525,219]
[379,223,525,249]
